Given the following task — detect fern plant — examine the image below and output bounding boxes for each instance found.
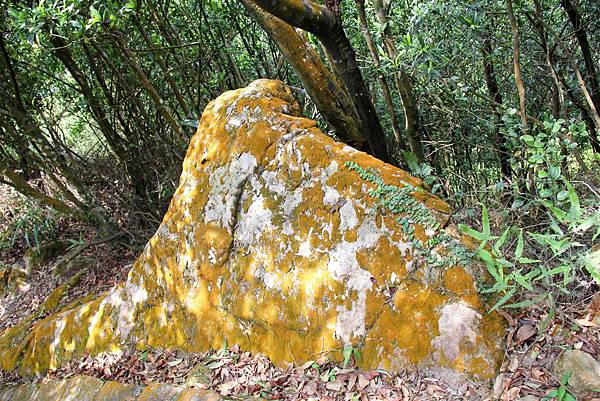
[461,181,600,311]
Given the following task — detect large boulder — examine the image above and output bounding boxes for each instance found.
[0,80,504,381]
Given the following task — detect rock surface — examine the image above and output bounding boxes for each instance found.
[0,79,504,381]
[0,264,27,297]
[554,349,600,398]
[23,240,72,275]
[0,375,231,401]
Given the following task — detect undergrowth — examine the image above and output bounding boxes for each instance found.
[463,180,599,311]
[347,156,600,313]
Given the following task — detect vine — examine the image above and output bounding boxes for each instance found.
[345,161,473,269]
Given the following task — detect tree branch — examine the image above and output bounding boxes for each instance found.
[251,0,337,37]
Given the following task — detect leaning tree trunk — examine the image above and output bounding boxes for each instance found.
[0,163,80,216]
[249,0,391,163]
[561,0,600,153]
[241,0,365,148]
[354,0,403,150]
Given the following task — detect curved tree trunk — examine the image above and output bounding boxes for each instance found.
[241,0,366,148]
[249,0,391,163]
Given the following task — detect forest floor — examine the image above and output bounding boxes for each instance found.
[0,183,599,400]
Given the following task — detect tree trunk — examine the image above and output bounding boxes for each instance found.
[134,17,192,117]
[506,0,528,128]
[0,162,80,216]
[250,0,391,163]
[373,0,425,162]
[355,0,403,150]
[49,34,157,203]
[561,0,600,153]
[111,31,186,141]
[481,35,512,179]
[561,0,600,113]
[241,0,365,148]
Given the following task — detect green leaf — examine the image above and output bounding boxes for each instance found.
[459,224,486,241]
[557,385,566,400]
[90,5,100,20]
[575,213,599,233]
[511,198,525,210]
[8,7,21,19]
[548,215,564,236]
[535,264,572,281]
[518,256,540,264]
[504,294,546,308]
[353,347,362,364]
[494,227,511,254]
[478,249,501,281]
[521,134,535,145]
[582,249,600,285]
[560,370,572,386]
[557,190,569,201]
[540,201,569,224]
[552,122,562,133]
[512,271,534,291]
[490,288,516,312]
[342,346,353,367]
[565,181,581,221]
[549,165,561,180]
[529,154,544,164]
[515,229,524,259]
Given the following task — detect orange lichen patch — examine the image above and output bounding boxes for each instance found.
[0,317,35,371]
[443,266,476,296]
[442,265,482,309]
[473,311,507,378]
[0,79,504,382]
[41,271,85,313]
[361,282,446,371]
[357,237,407,282]
[393,283,446,361]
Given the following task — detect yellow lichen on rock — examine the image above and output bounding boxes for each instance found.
[0,79,504,381]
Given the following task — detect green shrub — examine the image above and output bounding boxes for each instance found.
[9,200,60,249]
[461,180,599,311]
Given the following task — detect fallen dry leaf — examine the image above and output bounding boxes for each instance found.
[358,374,370,391]
[325,380,344,392]
[516,324,537,344]
[305,380,318,395]
[575,318,599,327]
